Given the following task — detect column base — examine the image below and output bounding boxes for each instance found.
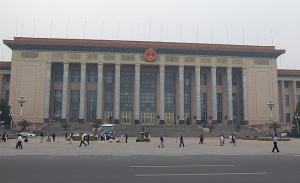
[96,119,102,124]
[228,120,233,125]
[134,120,140,124]
[179,120,185,124]
[159,120,165,124]
[114,119,120,124]
[61,118,67,123]
[44,118,49,123]
[79,119,84,124]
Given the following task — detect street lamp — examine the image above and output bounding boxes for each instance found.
[267,99,275,122]
[294,113,300,134]
[17,96,26,120]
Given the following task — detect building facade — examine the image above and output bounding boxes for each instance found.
[3,37,286,128]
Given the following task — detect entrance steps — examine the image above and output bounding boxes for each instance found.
[41,123,265,137]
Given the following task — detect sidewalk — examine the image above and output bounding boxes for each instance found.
[1,137,299,156]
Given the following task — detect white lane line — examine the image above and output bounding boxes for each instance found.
[136,172,267,177]
[130,165,235,168]
[292,155,300,157]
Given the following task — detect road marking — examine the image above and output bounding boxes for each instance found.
[130,165,235,168]
[136,172,267,177]
[292,155,300,157]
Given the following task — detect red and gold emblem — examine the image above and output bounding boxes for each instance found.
[144,48,157,62]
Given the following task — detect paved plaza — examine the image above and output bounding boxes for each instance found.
[1,137,300,156]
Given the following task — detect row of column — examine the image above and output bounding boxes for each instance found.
[44,62,248,124]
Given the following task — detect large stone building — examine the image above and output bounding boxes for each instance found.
[1,37,294,129]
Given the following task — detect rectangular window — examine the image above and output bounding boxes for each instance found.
[54,68,63,82]
[53,90,62,122]
[71,69,80,82]
[232,74,238,86]
[297,95,300,105]
[200,73,207,85]
[233,93,238,121]
[165,72,175,113]
[284,81,289,88]
[70,90,80,122]
[140,72,156,112]
[217,93,222,122]
[296,81,300,88]
[286,113,290,123]
[285,95,290,106]
[5,75,10,82]
[104,70,114,112]
[5,90,9,101]
[217,73,222,85]
[201,93,207,123]
[87,70,97,83]
[87,91,97,122]
[120,70,134,112]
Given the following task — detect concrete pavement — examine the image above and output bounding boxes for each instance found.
[0,137,300,156]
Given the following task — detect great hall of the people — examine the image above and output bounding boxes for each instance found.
[0,37,299,130]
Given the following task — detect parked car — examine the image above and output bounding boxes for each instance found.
[18,132,36,138]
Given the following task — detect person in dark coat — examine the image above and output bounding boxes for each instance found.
[52,133,56,142]
[159,135,164,148]
[125,133,128,143]
[79,133,87,147]
[179,135,184,147]
[40,131,44,143]
[86,133,90,145]
[199,134,204,144]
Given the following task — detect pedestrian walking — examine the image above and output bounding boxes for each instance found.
[86,133,90,145]
[199,134,204,144]
[79,133,87,147]
[179,135,184,147]
[232,134,237,147]
[272,135,280,153]
[159,135,164,148]
[2,132,6,142]
[220,134,225,146]
[16,135,23,149]
[125,132,128,143]
[52,133,56,142]
[40,131,44,143]
[69,132,73,144]
[64,131,68,140]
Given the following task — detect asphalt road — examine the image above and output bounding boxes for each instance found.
[0,155,299,183]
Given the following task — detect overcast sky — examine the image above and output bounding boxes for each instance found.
[0,0,299,69]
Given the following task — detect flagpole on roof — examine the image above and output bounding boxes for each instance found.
[83,20,87,39]
[15,17,19,37]
[196,24,199,43]
[33,18,36,37]
[149,16,152,41]
[67,19,70,39]
[137,22,140,40]
[160,24,163,41]
[49,18,52,38]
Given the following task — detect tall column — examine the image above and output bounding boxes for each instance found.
[211,66,217,123]
[79,63,86,123]
[242,67,248,123]
[159,65,165,124]
[179,65,184,124]
[114,63,120,124]
[292,81,297,113]
[280,80,285,123]
[62,62,69,123]
[44,62,51,123]
[134,64,140,124]
[227,67,233,124]
[96,63,103,123]
[195,66,201,123]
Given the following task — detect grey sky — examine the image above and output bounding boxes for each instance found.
[0,0,299,69]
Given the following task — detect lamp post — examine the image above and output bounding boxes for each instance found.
[267,99,275,122]
[17,96,26,120]
[294,113,300,134]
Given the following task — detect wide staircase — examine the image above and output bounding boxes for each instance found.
[41,123,265,137]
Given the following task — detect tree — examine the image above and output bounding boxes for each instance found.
[0,99,12,129]
[293,102,300,134]
[17,119,31,132]
[269,122,281,136]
